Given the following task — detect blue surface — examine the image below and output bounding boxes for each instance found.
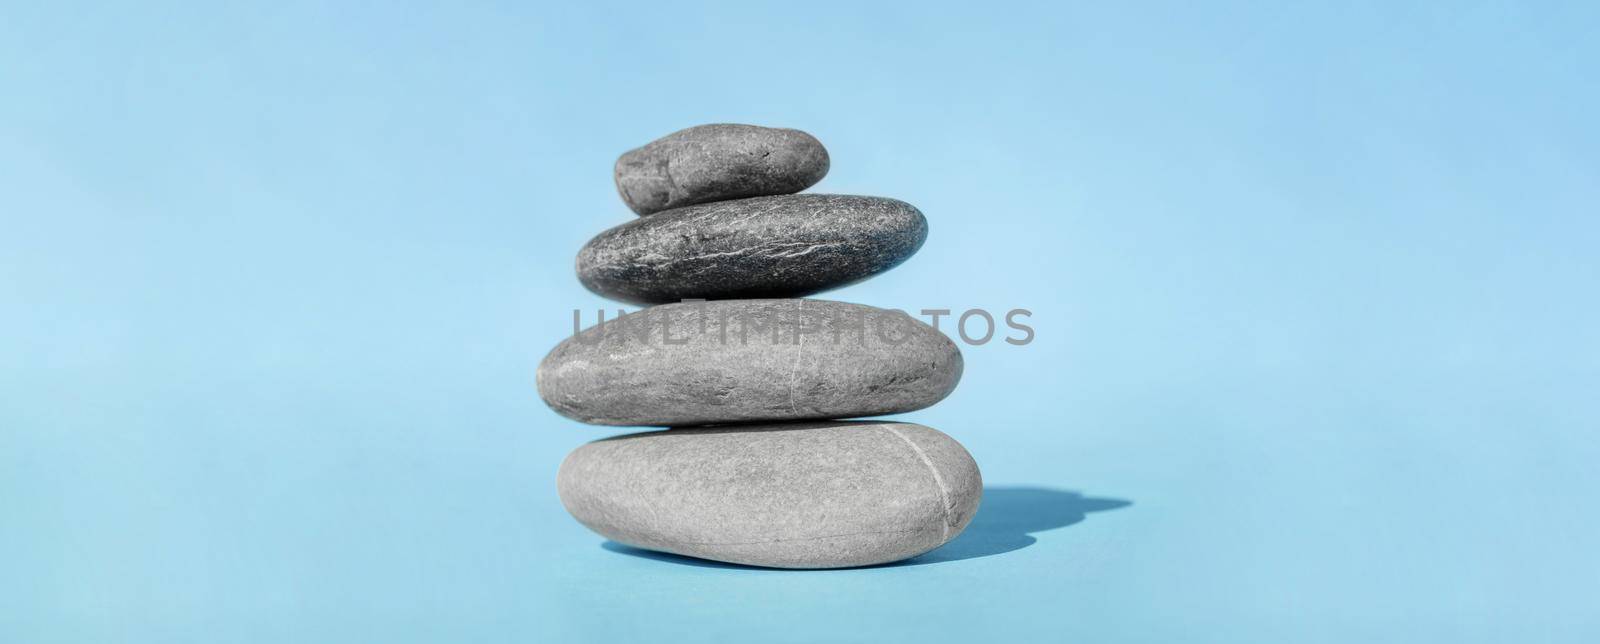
[4,2,1598,642]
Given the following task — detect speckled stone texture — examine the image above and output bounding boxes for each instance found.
[615,124,830,216]
[557,421,982,569]
[537,299,962,426]
[577,194,927,305]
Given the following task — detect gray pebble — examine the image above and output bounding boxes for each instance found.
[558,421,982,569]
[578,194,927,305]
[537,299,962,426]
[615,124,829,215]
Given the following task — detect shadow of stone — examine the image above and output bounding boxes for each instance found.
[599,485,1132,569]
[893,486,1132,566]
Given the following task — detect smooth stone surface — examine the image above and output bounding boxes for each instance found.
[558,421,983,569]
[615,123,829,215]
[537,299,962,426]
[577,194,927,304]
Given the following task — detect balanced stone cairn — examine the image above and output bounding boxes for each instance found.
[538,124,981,568]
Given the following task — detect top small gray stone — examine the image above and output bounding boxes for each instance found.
[615,124,830,215]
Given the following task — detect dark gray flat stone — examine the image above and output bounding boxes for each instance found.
[537,299,962,426]
[615,123,829,215]
[558,421,982,569]
[577,194,927,305]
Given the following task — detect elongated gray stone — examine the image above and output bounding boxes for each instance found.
[578,194,927,304]
[558,421,982,569]
[615,124,829,215]
[537,299,962,426]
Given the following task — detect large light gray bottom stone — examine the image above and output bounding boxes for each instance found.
[537,299,963,426]
[557,421,982,569]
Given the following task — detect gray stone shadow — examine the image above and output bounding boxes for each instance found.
[600,486,1132,570]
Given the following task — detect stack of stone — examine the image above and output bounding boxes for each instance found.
[538,124,981,569]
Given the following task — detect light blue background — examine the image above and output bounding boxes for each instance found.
[4,2,1597,642]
